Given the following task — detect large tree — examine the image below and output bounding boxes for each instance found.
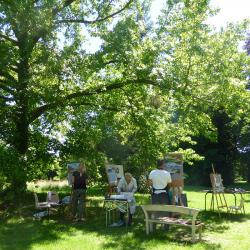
[0,0,158,191]
[0,0,145,155]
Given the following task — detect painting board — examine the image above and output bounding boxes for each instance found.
[164,153,184,187]
[210,173,224,192]
[67,162,80,185]
[105,164,124,186]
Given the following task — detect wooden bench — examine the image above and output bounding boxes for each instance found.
[141,205,203,242]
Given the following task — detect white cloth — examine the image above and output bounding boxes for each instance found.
[117,177,137,193]
[149,169,172,194]
[117,177,137,214]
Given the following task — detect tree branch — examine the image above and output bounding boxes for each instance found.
[52,0,77,15]
[0,81,15,94]
[56,0,133,24]
[0,95,14,101]
[29,0,77,46]
[0,33,18,46]
[0,70,17,84]
[70,101,123,112]
[29,78,157,123]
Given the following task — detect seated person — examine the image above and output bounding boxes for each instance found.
[117,172,137,226]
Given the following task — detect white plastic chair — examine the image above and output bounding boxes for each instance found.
[46,191,60,205]
[229,199,245,214]
[34,193,51,214]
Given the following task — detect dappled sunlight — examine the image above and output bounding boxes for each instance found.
[1,182,250,249]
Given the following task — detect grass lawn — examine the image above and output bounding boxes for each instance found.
[0,181,250,250]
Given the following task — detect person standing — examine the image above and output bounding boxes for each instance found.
[148,159,172,205]
[148,160,172,230]
[72,163,88,222]
[117,172,137,226]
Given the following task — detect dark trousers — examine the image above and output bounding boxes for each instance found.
[72,189,86,219]
[152,192,170,205]
[151,192,170,230]
[120,212,132,225]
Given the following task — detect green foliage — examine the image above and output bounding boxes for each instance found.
[0,143,26,193]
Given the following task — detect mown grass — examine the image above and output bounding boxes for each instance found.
[0,181,250,250]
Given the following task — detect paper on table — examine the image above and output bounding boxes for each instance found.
[109,194,126,200]
[120,192,134,201]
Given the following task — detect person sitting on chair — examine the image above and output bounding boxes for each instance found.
[117,172,137,226]
[72,163,88,222]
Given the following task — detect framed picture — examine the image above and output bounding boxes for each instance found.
[105,164,124,185]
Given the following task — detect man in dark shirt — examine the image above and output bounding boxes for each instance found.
[72,163,88,221]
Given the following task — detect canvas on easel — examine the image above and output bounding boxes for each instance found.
[105,164,124,186]
[164,153,184,187]
[105,164,124,196]
[210,173,224,193]
[209,165,228,214]
[67,162,80,185]
[164,153,185,206]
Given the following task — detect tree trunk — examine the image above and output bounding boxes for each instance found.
[9,43,31,193]
[14,44,30,155]
[246,153,250,183]
[247,165,250,183]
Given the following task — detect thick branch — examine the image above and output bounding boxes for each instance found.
[56,0,133,24]
[29,78,157,123]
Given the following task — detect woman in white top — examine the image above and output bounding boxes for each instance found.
[117,172,137,226]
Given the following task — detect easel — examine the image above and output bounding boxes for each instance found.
[209,165,228,216]
[105,164,124,196]
[170,180,184,206]
[165,153,185,206]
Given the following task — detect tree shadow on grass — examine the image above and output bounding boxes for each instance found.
[70,206,224,250]
[87,207,250,250]
[0,205,222,250]
[0,218,62,250]
[1,201,249,250]
[94,218,223,250]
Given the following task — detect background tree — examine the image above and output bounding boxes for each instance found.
[0,0,148,191]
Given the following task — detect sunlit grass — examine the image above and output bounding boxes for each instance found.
[0,181,250,250]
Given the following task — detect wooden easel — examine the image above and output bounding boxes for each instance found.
[170,179,184,206]
[165,153,185,206]
[209,165,228,216]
